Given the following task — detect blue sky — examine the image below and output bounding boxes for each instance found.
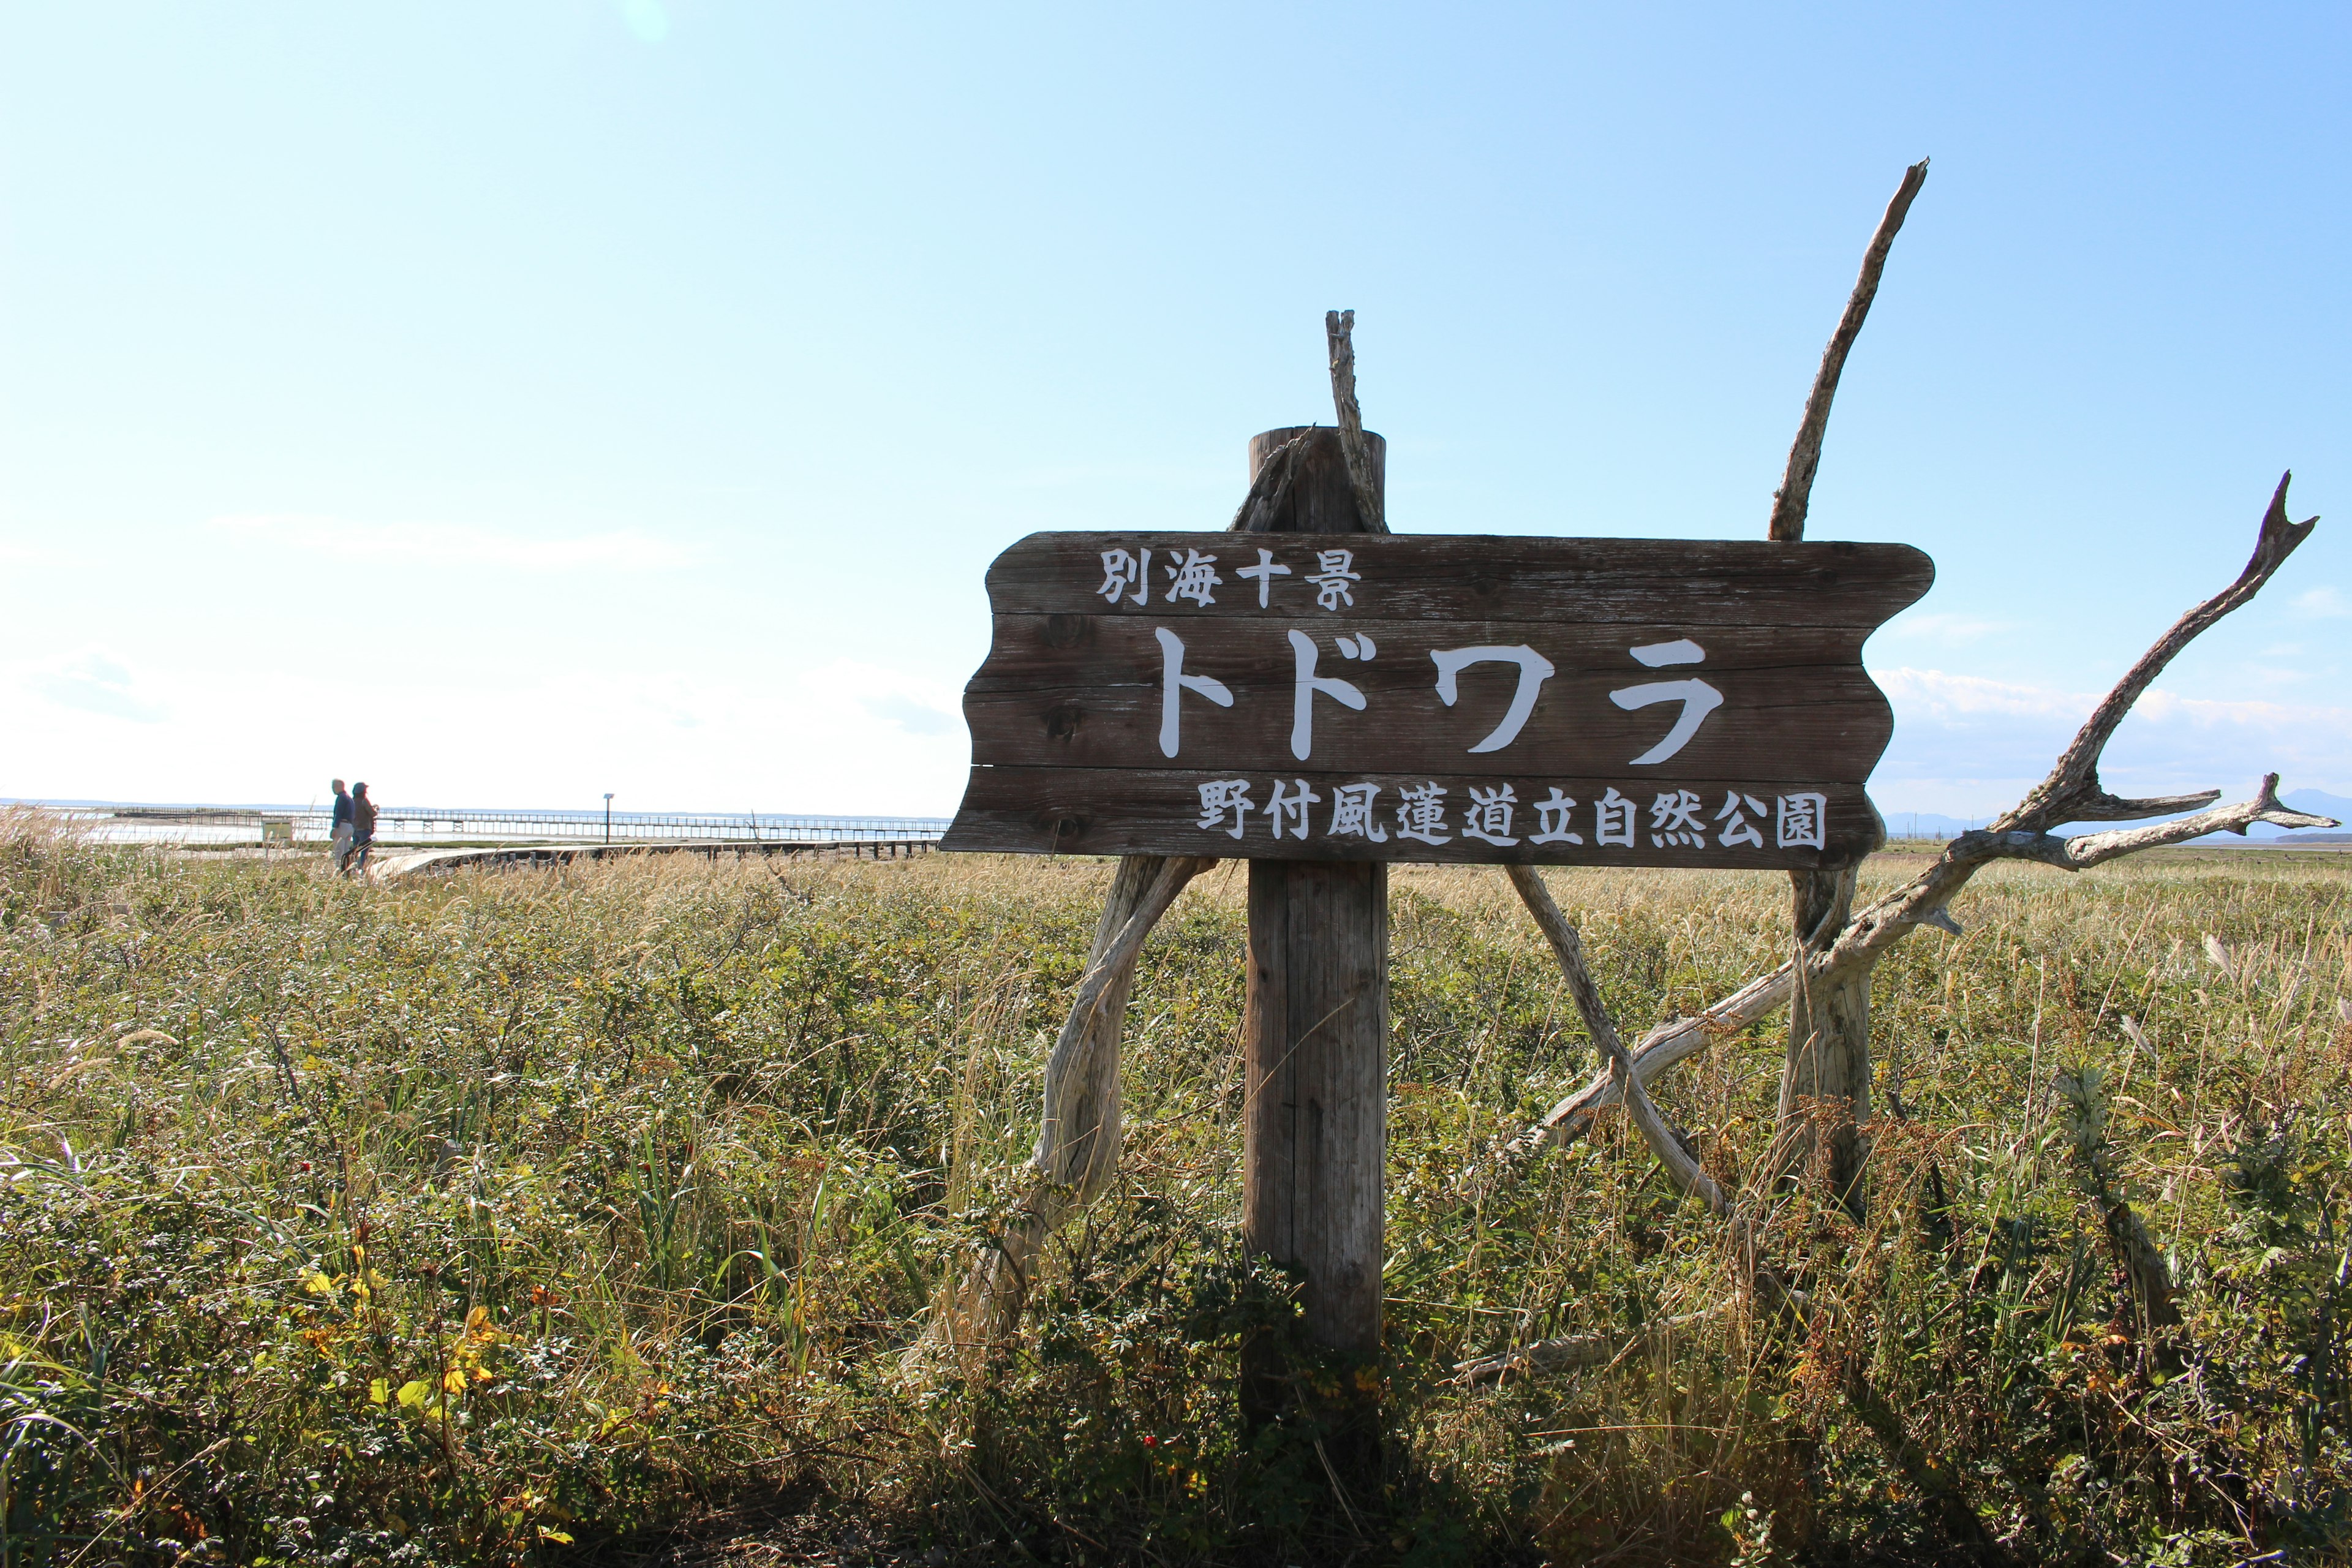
[2,3,2345,818]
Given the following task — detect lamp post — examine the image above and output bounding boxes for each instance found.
[604,793,614,844]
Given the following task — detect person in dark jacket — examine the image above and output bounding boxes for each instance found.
[349,782,378,878]
[328,779,355,873]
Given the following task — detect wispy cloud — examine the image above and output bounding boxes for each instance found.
[211,514,699,572]
[1875,610,2013,644]
[23,651,168,723]
[1873,666,2351,809]
[2293,586,2349,619]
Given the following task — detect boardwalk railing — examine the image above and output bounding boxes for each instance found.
[10,802,952,847]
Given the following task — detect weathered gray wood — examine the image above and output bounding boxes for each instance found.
[949,531,1927,862]
[1768,159,1929,544]
[1245,858,1389,1354]
[1325,311,1385,535]
[1238,421,1388,1462]
[1242,428,1382,533]
[1764,160,1928,1216]
[959,676,1894,777]
[1490,481,2333,1182]
[945,766,1883,864]
[940,854,1213,1347]
[984,532,1932,626]
[1771,862,1871,1213]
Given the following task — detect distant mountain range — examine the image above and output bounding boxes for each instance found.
[1878,790,2352,845]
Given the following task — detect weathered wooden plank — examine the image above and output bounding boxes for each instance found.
[988,532,1932,627]
[960,679,1891,780]
[943,765,1879,865]
[967,614,1876,689]
[949,530,1926,862]
[1245,858,1387,1355]
[1235,414,1387,1466]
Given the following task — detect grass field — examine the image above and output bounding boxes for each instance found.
[2,815,2347,1566]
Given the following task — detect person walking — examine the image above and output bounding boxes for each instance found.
[348,782,378,878]
[328,778,355,873]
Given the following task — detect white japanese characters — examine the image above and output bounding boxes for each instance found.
[1393,782,1450,845]
[1155,627,1234,758]
[1265,779,1319,839]
[1163,549,1223,606]
[1305,549,1361,609]
[1648,788,1706,848]
[1117,523,1841,854]
[1100,543,1362,613]
[1196,778,1253,838]
[1610,639,1725,766]
[1529,788,1583,845]
[1187,775,1838,853]
[1287,630,1368,760]
[1430,645,1556,753]
[1776,791,1827,850]
[1462,784,1519,846]
[1327,782,1387,840]
[1096,548,1151,606]
[1236,548,1291,607]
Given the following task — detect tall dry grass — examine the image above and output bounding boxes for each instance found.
[0,823,2346,1564]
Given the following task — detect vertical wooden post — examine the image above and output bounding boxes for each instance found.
[1239,427,1387,1470]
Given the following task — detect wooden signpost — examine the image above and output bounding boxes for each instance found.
[940,421,1929,1468]
[943,538,1929,867]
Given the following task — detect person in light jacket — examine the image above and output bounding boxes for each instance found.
[348,782,378,878]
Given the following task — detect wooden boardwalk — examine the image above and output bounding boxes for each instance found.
[367,837,935,883]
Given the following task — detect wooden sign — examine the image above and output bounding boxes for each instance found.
[942,532,1932,866]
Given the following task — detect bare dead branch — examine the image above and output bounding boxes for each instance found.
[1034,854,1216,1183]
[1493,962,1795,1163]
[1502,862,1802,1310]
[1964,774,2335,872]
[937,853,1213,1349]
[1324,309,1387,534]
[1503,864,1624,1064]
[1504,865,1721,1200]
[1768,159,1929,543]
[1824,774,2337,987]
[1490,479,2329,1178]
[2001,473,2320,832]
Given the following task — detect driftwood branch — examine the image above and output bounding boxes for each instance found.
[1768,159,1929,543]
[2000,473,2320,832]
[1324,309,1387,534]
[1492,962,1795,1163]
[1505,865,1722,1207]
[1506,865,1797,1313]
[1033,854,1218,1186]
[938,853,1214,1346]
[1491,480,2331,1172]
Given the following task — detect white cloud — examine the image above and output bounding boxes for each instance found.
[0,651,972,816]
[1871,665,2351,816]
[1874,610,2013,644]
[20,650,168,723]
[210,514,700,573]
[2293,586,2349,619]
